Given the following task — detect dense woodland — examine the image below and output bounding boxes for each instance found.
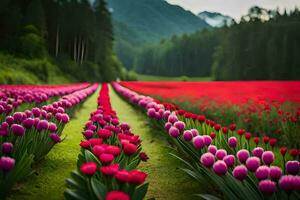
[135,7,300,80]
[0,0,129,83]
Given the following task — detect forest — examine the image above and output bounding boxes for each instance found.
[135,7,300,80]
[0,0,133,84]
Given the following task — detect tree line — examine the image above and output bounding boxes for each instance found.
[0,0,125,82]
[135,7,300,80]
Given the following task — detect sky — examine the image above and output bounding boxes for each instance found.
[166,0,300,19]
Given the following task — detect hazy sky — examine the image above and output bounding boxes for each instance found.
[166,0,300,19]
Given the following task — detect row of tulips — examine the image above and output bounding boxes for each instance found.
[0,83,98,198]
[161,102,300,162]
[0,83,91,123]
[119,82,300,148]
[113,82,300,200]
[65,83,149,200]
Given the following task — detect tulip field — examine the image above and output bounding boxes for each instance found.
[1,82,300,200]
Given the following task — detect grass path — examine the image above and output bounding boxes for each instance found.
[8,88,99,200]
[109,85,200,200]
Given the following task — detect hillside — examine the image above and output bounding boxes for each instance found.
[107,0,210,68]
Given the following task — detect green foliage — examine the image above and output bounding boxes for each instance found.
[0,53,70,84]
[135,29,218,77]
[0,0,124,83]
[19,26,47,59]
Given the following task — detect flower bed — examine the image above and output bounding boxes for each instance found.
[120,81,300,148]
[0,83,91,123]
[0,83,98,198]
[113,82,300,200]
[65,83,149,200]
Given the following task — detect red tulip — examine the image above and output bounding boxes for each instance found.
[210,132,216,139]
[245,132,252,141]
[139,152,149,162]
[100,164,119,176]
[80,162,97,176]
[105,191,130,200]
[229,124,237,131]
[99,153,114,164]
[290,149,298,158]
[280,147,288,156]
[128,170,147,185]
[222,127,228,134]
[80,140,91,149]
[254,137,260,145]
[97,129,112,139]
[269,138,277,148]
[88,138,103,146]
[237,129,245,136]
[123,143,137,155]
[263,136,270,144]
[115,170,130,183]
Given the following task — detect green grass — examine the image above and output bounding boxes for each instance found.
[8,88,99,200]
[109,85,201,200]
[137,73,212,82]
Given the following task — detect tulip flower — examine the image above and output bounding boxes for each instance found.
[279,175,297,192]
[255,166,270,180]
[216,149,227,160]
[253,137,260,146]
[80,162,97,176]
[0,156,15,171]
[183,130,193,141]
[89,138,103,146]
[1,142,13,154]
[115,170,130,183]
[261,151,275,166]
[139,152,149,162]
[49,133,61,143]
[228,137,238,148]
[237,149,250,163]
[213,160,228,175]
[169,126,180,138]
[246,157,261,172]
[99,153,114,164]
[11,124,25,136]
[174,121,185,132]
[105,146,121,156]
[128,170,147,185]
[123,143,137,155]
[200,153,215,168]
[105,191,130,200]
[290,149,298,159]
[233,165,248,181]
[97,129,112,139]
[193,136,205,149]
[269,166,282,181]
[208,145,217,155]
[223,155,235,167]
[92,145,106,156]
[259,180,276,195]
[286,161,300,175]
[252,147,264,159]
[100,164,119,176]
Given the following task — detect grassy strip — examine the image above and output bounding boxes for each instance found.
[7,88,99,200]
[109,85,201,200]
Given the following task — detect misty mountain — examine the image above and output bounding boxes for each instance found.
[107,0,210,69]
[198,11,234,27]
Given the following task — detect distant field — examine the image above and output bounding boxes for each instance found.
[136,74,212,81]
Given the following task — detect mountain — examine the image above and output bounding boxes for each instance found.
[198,11,234,27]
[107,0,210,69]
